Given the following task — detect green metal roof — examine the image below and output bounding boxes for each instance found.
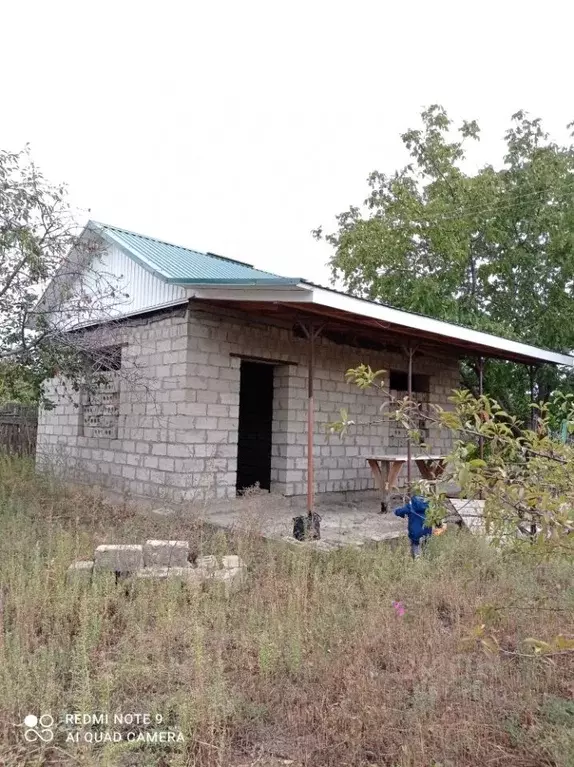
[90,221,299,286]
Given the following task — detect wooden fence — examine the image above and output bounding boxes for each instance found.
[0,403,38,456]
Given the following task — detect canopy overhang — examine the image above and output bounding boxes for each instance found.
[186,281,574,368]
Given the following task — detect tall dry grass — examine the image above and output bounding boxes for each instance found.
[0,456,572,767]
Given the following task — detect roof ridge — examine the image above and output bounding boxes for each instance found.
[90,220,265,271]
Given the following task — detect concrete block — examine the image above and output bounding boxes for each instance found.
[210,567,245,594]
[136,566,170,579]
[195,390,219,404]
[182,403,208,416]
[136,565,204,586]
[158,457,175,472]
[143,540,189,567]
[221,554,244,569]
[216,471,235,486]
[207,404,230,417]
[194,416,218,430]
[167,444,192,458]
[67,560,93,582]
[167,566,204,586]
[195,554,218,570]
[94,544,144,572]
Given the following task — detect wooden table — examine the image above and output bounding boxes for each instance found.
[366,454,447,513]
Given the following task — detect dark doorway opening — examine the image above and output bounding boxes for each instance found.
[236,361,274,494]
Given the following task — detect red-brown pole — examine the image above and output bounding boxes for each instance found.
[307,327,315,514]
[478,357,484,461]
[407,345,413,491]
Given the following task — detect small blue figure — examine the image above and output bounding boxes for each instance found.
[394,495,432,558]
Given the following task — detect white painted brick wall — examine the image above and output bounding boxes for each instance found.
[36,303,461,503]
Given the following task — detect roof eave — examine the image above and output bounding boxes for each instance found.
[168,277,302,286]
[186,282,574,367]
[303,285,574,368]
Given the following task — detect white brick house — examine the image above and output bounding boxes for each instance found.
[35,222,574,505]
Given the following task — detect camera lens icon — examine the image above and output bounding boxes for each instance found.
[23,714,54,743]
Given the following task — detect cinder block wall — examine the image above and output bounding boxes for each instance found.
[36,307,192,499]
[36,303,460,503]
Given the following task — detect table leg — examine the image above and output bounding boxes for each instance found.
[367,459,389,513]
[386,461,406,510]
[415,459,447,482]
[415,460,433,480]
[380,460,389,512]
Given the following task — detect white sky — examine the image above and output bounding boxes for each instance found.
[2,0,574,285]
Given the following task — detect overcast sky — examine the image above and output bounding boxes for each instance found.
[2,0,573,285]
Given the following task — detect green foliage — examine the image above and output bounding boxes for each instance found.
[0,146,75,360]
[524,635,574,655]
[315,106,574,414]
[415,389,574,549]
[0,146,126,404]
[345,363,385,389]
[0,361,41,403]
[332,372,574,551]
[541,696,574,725]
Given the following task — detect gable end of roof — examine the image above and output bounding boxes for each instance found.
[88,220,299,286]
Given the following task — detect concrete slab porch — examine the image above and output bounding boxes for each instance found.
[97,486,410,551]
[183,494,408,551]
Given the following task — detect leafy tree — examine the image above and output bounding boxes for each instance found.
[0,361,40,403]
[334,365,574,554]
[314,107,574,415]
[0,146,125,403]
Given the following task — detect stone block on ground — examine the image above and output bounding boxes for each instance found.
[94,544,144,572]
[135,565,203,586]
[221,554,244,569]
[195,554,218,570]
[67,560,94,583]
[169,566,205,587]
[210,566,245,595]
[143,540,189,567]
[165,565,199,580]
[136,566,170,579]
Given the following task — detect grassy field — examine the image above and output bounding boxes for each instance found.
[0,457,573,767]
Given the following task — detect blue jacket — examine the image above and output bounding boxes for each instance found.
[394,496,432,543]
